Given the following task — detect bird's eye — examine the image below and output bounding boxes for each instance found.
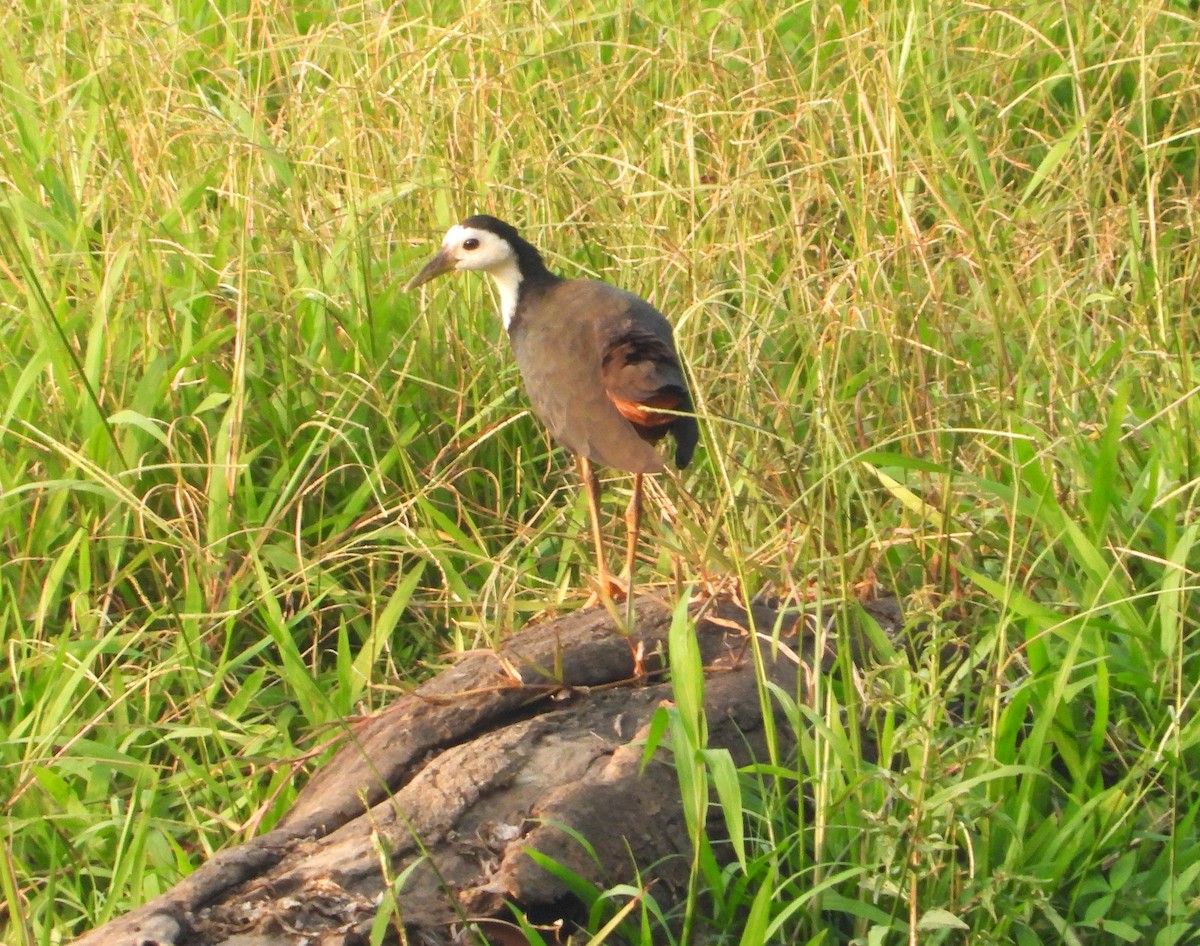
[463,238,480,251]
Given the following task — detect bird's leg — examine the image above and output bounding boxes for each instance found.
[622,472,644,630]
[580,456,616,603]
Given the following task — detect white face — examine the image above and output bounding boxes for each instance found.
[442,224,514,272]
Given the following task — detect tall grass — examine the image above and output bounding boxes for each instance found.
[2,0,1198,942]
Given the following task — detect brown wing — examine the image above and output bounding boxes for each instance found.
[597,292,698,469]
[602,331,690,431]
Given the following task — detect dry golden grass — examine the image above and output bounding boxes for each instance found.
[2,1,1199,942]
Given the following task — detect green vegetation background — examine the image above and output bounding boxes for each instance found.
[2,0,1199,943]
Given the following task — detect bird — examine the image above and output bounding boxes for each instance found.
[406,214,698,606]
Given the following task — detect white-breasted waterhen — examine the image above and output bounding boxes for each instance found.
[406,215,698,607]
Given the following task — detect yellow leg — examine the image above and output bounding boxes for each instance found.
[622,472,644,627]
[623,473,644,586]
[579,456,613,600]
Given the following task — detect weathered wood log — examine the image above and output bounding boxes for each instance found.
[71,594,898,946]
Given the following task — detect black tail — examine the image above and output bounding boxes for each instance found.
[672,409,699,468]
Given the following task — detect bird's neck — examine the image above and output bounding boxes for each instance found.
[489,240,560,332]
[486,256,525,331]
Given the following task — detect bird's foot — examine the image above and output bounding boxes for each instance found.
[583,574,630,608]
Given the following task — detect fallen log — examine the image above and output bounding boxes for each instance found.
[71,593,898,946]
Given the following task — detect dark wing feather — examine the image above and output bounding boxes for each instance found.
[599,304,698,469]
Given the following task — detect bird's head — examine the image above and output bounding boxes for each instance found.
[405,216,519,290]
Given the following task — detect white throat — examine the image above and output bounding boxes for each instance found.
[486,256,524,330]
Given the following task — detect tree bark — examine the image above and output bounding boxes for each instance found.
[71,594,898,946]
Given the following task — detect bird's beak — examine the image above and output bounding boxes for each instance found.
[405,248,456,291]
